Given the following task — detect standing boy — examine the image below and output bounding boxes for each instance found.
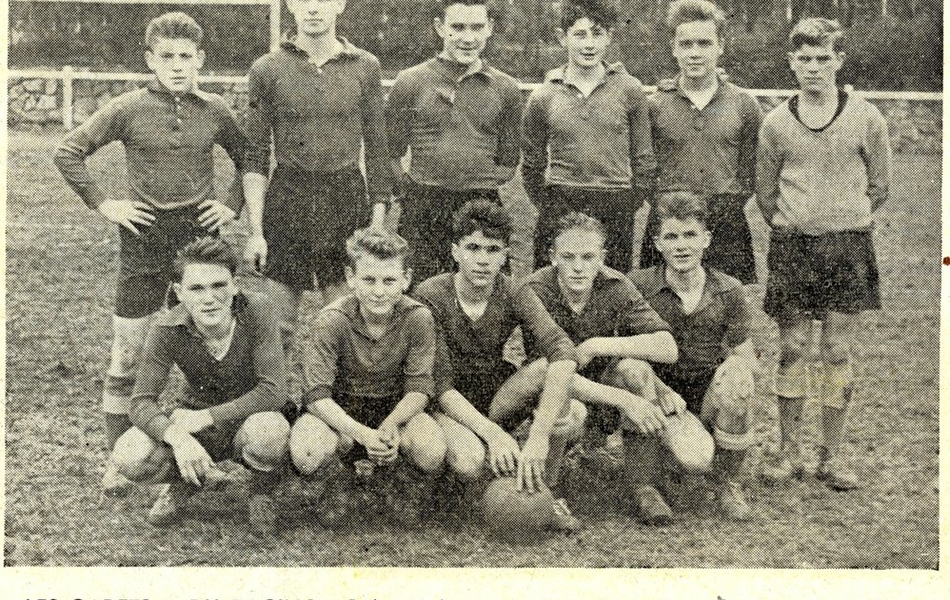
[757,18,891,489]
[630,192,759,521]
[54,12,247,496]
[386,0,523,285]
[111,237,290,537]
[526,211,689,524]
[522,0,655,273]
[414,201,585,531]
[290,228,447,527]
[244,0,391,331]
[639,0,761,284]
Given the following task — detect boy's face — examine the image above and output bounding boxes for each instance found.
[550,228,605,297]
[559,17,612,70]
[174,263,237,332]
[146,37,204,94]
[452,230,508,289]
[671,20,722,82]
[345,254,410,318]
[654,216,711,274]
[435,3,493,66]
[287,0,345,38]
[788,42,844,93]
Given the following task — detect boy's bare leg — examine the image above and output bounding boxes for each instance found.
[816,311,860,490]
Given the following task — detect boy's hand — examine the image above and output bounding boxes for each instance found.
[244,234,268,272]
[657,391,687,418]
[485,428,520,477]
[362,428,398,465]
[198,199,236,231]
[98,199,155,235]
[170,408,214,434]
[622,397,667,436]
[163,425,214,486]
[517,434,549,494]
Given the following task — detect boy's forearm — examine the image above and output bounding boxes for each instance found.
[309,398,372,443]
[242,172,269,235]
[379,392,429,431]
[583,331,678,364]
[440,389,504,442]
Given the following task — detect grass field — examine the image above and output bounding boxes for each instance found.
[4,129,940,567]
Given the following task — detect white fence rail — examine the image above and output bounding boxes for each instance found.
[7,66,944,130]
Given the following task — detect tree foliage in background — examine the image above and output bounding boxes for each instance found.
[8,0,942,91]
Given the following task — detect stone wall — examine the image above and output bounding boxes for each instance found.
[8,75,942,154]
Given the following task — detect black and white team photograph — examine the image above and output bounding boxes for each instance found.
[3,0,942,584]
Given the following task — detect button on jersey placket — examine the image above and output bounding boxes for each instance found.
[170,95,184,149]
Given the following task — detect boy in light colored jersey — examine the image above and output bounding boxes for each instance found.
[290,228,447,528]
[243,0,391,335]
[630,192,759,522]
[387,0,523,285]
[526,211,688,525]
[639,0,761,284]
[522,0,655,273]
[414,201,584,531]
[54,12,247,497]
[111,237,290,537]
[757,18,891,490]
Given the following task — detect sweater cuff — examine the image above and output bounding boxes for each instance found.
[404,375,434,399]
[302,385,334,408]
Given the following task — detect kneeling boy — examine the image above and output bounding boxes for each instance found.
[629,192,759,521]
[111,237,290,537]
[415,200,586,531]
[290,228,447,527]
[526,211,686,525]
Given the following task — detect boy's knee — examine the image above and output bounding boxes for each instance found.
[435,414,485,481]
[236,412,291,472]
[402,414,447,474]
[613,358,656,396]
[289,413,339,475]
[552,399,587,443]
[778,332,809,367]
[821,339,851,366]
[108,315,152,376]
[112,427,173,483]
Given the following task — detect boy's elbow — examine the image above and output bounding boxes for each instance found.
[655,331,679,363]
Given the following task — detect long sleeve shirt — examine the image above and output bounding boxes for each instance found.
[300,295,436,407]
[629,266,748,382]
[649,77,762,198]
[414,273,576,405]
[244,35,391,204]
[130,292,287,442]
[757,91,892,234]
[386,57,523,192]
[55,79,246,211]
[521,62,656,200]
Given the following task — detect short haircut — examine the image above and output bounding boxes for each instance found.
[438,0,496,20]
[789,17,844,52]
[173,236,238,281]
[654,190,709,232]
[666,0,726,39]
[561,0,618,31]
[145,12,203,49]
[345,227,410,269]
[452,200,512,244]
[552,211,606,249]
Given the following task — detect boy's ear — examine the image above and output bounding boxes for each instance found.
[344,264,355,284]
[433,17,445,39]
[403,267,413,291]
[556,27,567,47]
[196,49,206,70]
[172,282,183,300]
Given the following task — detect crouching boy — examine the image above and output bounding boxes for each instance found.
[629,192,759,522]
[54,12,247,497]
[414,201,585,532]
[526,211,687,525]
[111,237,290,537]
[290,228,447,528]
